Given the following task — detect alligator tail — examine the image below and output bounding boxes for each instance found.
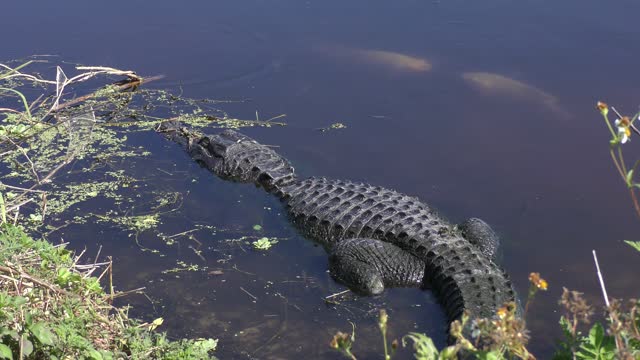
[418,235,518,330]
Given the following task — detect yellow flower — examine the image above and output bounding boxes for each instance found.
[538,279,548,290]
[528,272,549,290]
[497,306,508,319]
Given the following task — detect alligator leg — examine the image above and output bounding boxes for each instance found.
[458,218,500,261]
[328,238,425,295]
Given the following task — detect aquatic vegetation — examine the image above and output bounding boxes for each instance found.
[318,122,347,132]
[162,260,202,274]
[252,237,278,250]
[0,57,285,252]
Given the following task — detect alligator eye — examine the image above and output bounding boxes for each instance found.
[211,144,226,157]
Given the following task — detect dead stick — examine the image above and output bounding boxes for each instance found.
[0,183,46,193]
[592,250,610,307]
[325,289,350,300]
[110,287,146,299]
[0,265,74,297]
[240,286,258,301]
[6,157,73,211]
[52,75,164,112]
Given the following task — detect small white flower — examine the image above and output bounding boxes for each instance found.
[615,118,631,144]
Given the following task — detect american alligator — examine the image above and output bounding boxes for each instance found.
[158,123,516,329]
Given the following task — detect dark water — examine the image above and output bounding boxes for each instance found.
[4,0,640,358]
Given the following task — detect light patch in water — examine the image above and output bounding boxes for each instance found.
[317,44,432,73]
[462,71,570,119]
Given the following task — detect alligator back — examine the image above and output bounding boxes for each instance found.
[279,177,515,321]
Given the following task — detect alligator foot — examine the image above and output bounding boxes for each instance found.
[328,238,425,295]
[458,218,500,261]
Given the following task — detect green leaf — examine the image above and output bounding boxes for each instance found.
[558,316,574,341]
[553,316,578,360]
[629,338,640,351]
[0,328,19,341]
[588,322,604,346]
[252,224,262,231]
[0,344,12,360]
[28,322,55,346]
[252,237,275,250]
[86,349,103,360]
[475,351,502,360]
[624,240,640,252]
[192,338,218,353]
[23,313,32,327]
[11,296,27,307]
[402,332,439,360]
[575,323,615,360]
[627,169,635,186]
[19,335,33,356]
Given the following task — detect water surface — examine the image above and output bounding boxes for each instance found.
[3,0,640,358]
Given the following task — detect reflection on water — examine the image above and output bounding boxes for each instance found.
[3,0,640,358]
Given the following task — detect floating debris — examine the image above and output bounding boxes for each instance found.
[318,122,347,132]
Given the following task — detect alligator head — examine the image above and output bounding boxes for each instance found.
[158,122,295,191]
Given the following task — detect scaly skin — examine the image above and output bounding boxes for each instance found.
[158,123,516,325]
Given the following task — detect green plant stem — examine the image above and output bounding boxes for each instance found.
[610,149,625,180]
[344,349,357,360]
[617,146,628,175]
[602,114,617,139]
[0,60,33,80]
[524,287,537,319]
[382,330,389,360]
[0,192,5,224]
[629,188,640,220]
[609,148,640,219]
[0,87,32,119]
